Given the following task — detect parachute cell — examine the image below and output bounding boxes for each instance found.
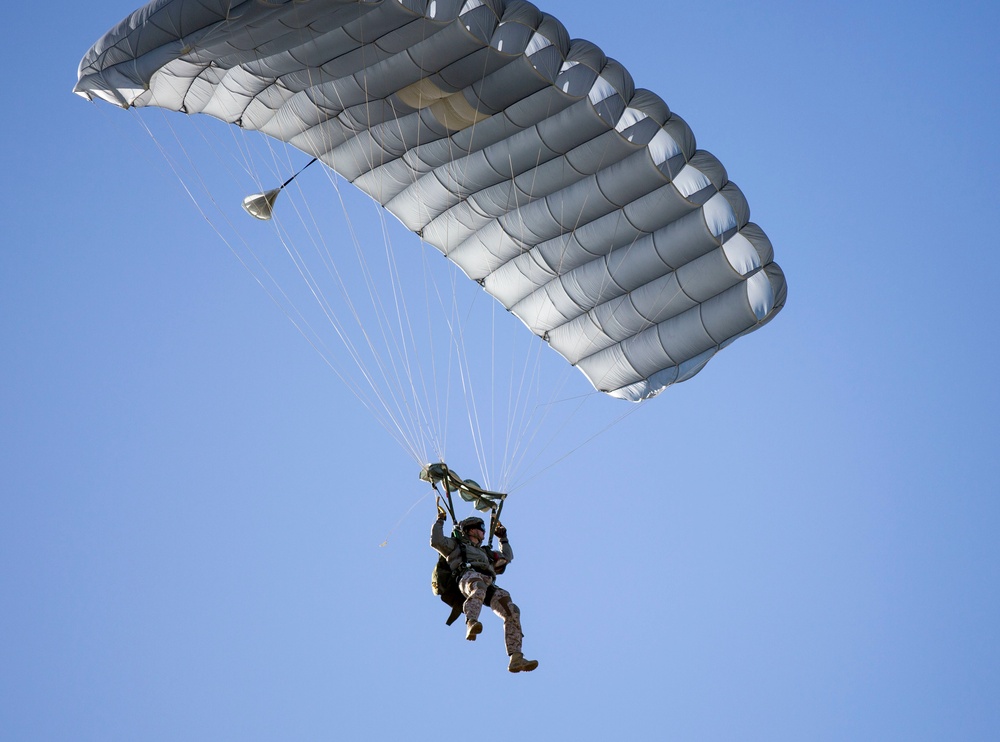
[75,0,786,401]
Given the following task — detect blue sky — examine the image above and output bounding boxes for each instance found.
[3,1,999,739]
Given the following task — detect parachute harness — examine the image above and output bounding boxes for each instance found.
[420,463,506,548]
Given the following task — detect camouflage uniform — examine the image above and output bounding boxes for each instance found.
[457,570,524,655]
[431,517,524,656]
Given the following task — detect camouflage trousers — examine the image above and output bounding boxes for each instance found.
[457,570,523,656]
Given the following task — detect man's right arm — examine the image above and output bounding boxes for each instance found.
[430,516,454,557]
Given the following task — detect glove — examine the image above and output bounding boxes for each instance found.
[436,500,447,521]
[494,522,507,540]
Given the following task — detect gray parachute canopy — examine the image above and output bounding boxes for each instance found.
[75,0,786,401]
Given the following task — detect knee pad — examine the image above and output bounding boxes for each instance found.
[496,595,519,618]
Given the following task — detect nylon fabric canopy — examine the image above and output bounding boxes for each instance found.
[75,0,786,401]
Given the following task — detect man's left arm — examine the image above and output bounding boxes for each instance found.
[495,522,513,563]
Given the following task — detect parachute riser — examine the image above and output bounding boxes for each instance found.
[420,463,507,543]
[435,482,458,526]
[488,496,507,550]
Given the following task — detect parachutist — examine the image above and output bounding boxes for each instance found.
[431,511,538,673]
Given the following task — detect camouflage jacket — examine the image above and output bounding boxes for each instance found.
[431,518,514,577]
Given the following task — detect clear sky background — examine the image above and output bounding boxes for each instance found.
[3,1,999,740]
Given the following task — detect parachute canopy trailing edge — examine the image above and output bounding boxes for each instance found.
[75,0,786,401]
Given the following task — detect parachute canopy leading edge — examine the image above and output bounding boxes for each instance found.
[75,0,786,401]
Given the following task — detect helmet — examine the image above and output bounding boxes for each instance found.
[459,516,486,533]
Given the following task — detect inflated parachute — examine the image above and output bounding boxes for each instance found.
[74,0,785,401]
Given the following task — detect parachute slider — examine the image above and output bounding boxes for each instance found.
[241,157,318,220]
[419,463,506,513]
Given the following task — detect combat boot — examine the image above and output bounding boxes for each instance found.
[465,620,482,641]
[507,652,538,673]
